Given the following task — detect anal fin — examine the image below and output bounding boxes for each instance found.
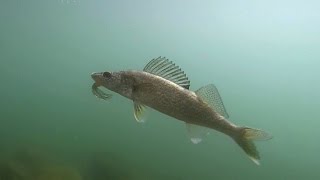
[186,123,210,144]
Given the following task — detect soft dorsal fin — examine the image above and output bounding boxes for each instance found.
[143,57,190,89]
[195,84,229,118]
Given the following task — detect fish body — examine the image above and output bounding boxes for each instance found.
[122,70,236,135]
[91,57,271,165]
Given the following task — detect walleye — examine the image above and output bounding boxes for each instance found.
[91,57,272,165]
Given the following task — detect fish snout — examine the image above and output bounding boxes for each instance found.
[91,72,99,79]
[91,72,103,83]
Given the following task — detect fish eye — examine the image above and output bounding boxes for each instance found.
[103,72,112,78]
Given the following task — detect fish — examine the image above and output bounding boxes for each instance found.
[91,57,272,165]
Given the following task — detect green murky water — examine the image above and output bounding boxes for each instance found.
[1,0,319,179]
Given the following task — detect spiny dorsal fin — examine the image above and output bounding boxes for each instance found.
[195,84,229,118]
[143,56,190,89]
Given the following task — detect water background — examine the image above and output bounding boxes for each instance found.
[1,0,319,179]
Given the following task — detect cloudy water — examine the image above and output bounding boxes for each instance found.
[0,0,319,179]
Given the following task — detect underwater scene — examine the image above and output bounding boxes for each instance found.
[1,0,319,179]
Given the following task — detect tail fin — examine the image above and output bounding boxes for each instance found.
[233,127,272,165]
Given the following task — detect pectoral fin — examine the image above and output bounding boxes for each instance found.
[133,102,147,123]
[186,123,210,144]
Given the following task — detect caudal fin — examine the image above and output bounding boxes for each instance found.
[233,127,272,165]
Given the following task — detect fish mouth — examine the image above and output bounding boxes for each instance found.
[91,72,102,84]
[91,72,102,86]
[91,72,99,79]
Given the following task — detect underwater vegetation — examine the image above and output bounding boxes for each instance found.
[0,147,82,180]
[85,151,135,180]
[84,151,185,180]
[0,146,183,180]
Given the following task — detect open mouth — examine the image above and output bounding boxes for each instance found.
[91,72,104,86]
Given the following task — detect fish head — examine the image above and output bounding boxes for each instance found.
[91,71,133,98]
